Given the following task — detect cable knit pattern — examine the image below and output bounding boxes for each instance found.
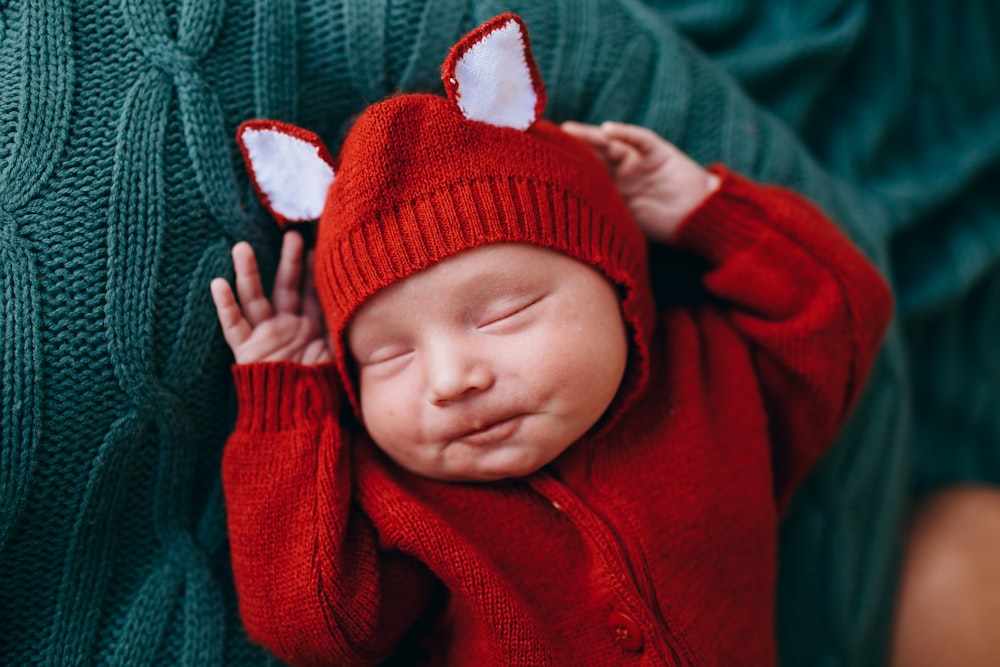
[0,1,998,666]
[0,0,72,556]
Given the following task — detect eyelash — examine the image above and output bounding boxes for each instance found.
[363,346,413,366]
[479,294,544,329]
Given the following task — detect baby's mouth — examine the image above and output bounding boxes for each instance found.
[450,414,525,446]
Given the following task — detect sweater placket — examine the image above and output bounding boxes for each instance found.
[528,472,697,666]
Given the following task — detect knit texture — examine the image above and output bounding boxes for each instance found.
[313,93,651,412]
[222,170,893,666]
[1,1,998,666]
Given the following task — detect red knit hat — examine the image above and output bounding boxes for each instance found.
[237,14,654,412]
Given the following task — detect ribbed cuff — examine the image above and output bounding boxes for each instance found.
[232,362,339,434]
[671,165,773,265]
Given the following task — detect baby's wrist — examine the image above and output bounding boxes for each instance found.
[644,169,723,244]
[704,171,722,197]
[232,361,339,433]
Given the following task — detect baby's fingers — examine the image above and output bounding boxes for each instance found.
[301,249,325,329]
[210,278,253,351]
[561,121,608,147]
[561,121,615,164]
[604,138,644,176]
[232,241,274,325]
[272,231,305,315]
[600,121,668,155]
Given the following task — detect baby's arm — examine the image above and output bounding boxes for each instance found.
[221,365,436,666]
[672,171,893,508]
[568,121,892,506]
[212,238,434,665]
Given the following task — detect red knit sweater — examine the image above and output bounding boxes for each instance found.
[222,170,892,666]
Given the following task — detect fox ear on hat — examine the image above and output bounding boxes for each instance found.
[236,120,336,227]
[442,13,546,131]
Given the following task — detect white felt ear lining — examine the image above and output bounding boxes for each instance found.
[239,123,335,224]
[451,17,540,130]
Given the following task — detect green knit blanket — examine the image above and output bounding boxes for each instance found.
[2,1,997,665]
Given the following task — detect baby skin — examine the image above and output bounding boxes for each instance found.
[211,122,713,482]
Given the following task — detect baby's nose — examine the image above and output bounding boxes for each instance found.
[425,341,494,405]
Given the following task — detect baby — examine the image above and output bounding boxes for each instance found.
[212,14,892,667]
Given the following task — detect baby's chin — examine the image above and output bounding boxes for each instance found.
[400,444,559,484]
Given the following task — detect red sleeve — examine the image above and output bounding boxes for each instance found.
[671,166,893,510]
[222,362,435,666]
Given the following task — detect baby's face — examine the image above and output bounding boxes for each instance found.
[347,243,628,482]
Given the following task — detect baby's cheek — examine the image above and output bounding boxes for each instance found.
[542,331,593,382]
[362,391,420,450]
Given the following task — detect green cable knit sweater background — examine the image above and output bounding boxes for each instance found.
[1,1,998,665]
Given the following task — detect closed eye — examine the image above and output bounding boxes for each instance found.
[477,294,546,330]
[359,345,414,367]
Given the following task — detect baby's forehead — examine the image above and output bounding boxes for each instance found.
[359,242,560,302]
[346,242,602,323]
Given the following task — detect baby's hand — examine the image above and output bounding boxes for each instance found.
[561,121,720,243]
[210,231,333,365]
